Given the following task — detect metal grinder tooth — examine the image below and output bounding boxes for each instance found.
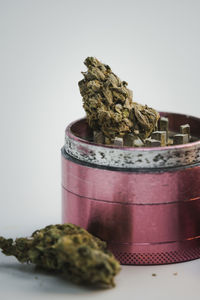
[145,138,161,147]
[114,137,124,147]
[180,124,190,141]
[151,131,167,146]
[159,117,169,140]
[173,134,189,145]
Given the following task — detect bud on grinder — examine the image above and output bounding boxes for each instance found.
[62,112,200,265]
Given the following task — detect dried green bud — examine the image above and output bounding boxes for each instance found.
[0,224,120,288]
[79,57,160,140]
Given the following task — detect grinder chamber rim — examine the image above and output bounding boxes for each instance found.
[64,112,200,169]
[67,111,200,150]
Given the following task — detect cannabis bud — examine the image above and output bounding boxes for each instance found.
[0,224,120,287]
[78,57,160,142]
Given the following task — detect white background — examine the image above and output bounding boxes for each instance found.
[0,0,200,299]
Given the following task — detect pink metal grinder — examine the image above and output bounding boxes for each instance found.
[61,112,200,265]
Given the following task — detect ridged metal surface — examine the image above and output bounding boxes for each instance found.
[112,248,200,265]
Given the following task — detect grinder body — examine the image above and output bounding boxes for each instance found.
[62,112,200,265]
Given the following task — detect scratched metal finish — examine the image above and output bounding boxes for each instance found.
[65,114,200,169]
[65,135,200,169]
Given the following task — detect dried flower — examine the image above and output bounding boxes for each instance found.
[0,224,120,288]
[79,57,160,141]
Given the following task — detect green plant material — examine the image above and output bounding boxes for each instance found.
[0,224,121,288]
[78,57,160,141]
